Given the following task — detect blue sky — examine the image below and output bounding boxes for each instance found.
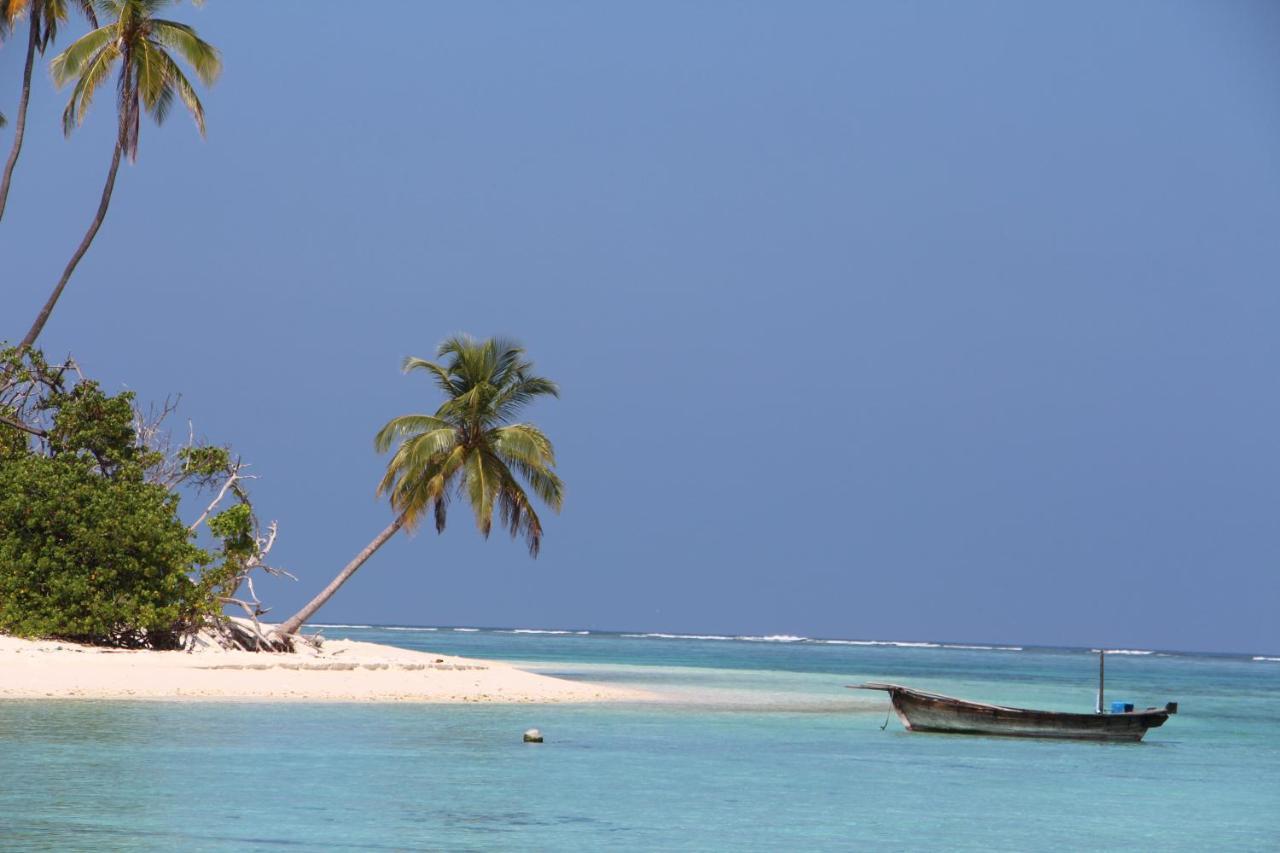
[3,1,1278,653]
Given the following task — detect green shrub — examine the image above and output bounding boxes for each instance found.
[0,455,212,647]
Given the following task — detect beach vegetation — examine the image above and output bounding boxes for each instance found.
[0,451,209,646]
[276,335,564,636]
[0,7,563,653]
[0,346,290,649]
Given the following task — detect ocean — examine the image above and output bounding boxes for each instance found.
[1,626,1277,850]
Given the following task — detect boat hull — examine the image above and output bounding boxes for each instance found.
[858,683,1172,742]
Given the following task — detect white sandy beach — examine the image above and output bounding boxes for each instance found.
[0,632,644,703]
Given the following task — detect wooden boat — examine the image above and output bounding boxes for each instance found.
[850,654,1177,742]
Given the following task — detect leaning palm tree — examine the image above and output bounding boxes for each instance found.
[275,336,564,637]
[15,0,219,353]
[0,0,98,222]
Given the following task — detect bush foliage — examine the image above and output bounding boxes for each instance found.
[0,347,264,647]
[0,455,209,646]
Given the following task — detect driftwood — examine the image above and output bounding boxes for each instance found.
[185,616,311,654]
[209,521,296,652]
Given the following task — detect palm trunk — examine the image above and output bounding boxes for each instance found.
[0,11,38,223]
[17,136,123,353]
[275,514,406,637]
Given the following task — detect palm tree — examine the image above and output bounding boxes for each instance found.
[275,336,565,637]
[0,0,98,222]
[15,0,219,354]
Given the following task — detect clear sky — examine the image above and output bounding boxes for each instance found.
[3,1,1278,653]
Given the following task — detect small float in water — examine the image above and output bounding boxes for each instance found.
[850,651,1177,742]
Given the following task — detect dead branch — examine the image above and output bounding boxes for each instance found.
[187,460,246,533]
[132,394,182,453]
[0,412,46,437]
[194,518,295,652]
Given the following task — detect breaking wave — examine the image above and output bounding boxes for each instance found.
[942,644,1023,651]
[310,623,371,629]
[1093,649,1154,655]
[384,626,439,632]
[818,640,941,648]
[621,633,810,643]
[622,633,736,641]
[1253,656,1280,662]
[615,633,1027,650]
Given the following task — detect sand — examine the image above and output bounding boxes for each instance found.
[0,632,644,703]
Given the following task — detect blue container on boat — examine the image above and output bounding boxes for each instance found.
[1110,701,1134,714]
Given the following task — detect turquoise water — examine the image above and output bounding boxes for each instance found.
[2,628,1277,850]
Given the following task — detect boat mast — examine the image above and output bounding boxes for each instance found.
[1096,650,1105,714]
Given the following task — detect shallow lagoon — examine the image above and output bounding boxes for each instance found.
[2,628,1276,850]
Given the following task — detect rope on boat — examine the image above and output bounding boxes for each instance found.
[880,709,891,731]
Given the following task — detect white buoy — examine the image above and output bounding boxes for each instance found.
[523,728,543,743]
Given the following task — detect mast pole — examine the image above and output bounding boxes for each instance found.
[1096,649,1106,713]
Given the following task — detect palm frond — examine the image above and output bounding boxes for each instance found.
[389,445,465,532]
[387,464,445,527]
[38,0,99,50]
[58,41,116,134]
[505,457,563,513]
[134,37,172,124]
[492,426,563,511]
[463,449,498,538]
[489,453,544,556]
[373,413,454,454]
[403,355,462,397]
[486,338,531,387]
[149,17,219,84]
[398,428,459,472]
[435,333,478,364]
[154,45,204,133]
[93,0,123,19]
[491,423,556,465]
[1,0,30,31]
[377,428,457,496]
[490,375,559,424]
[49,21,114,86]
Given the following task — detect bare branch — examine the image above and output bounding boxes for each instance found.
[133,393,182,451]
[187,463,242,534]
[0,412,46,437]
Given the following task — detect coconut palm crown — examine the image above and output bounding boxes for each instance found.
[374,335,564,555]
[51,0,220,160]
[3,0,97,51]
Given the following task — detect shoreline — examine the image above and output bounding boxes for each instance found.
[0,633,646,703]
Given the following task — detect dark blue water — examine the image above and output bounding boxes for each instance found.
[1,626,1276,850]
